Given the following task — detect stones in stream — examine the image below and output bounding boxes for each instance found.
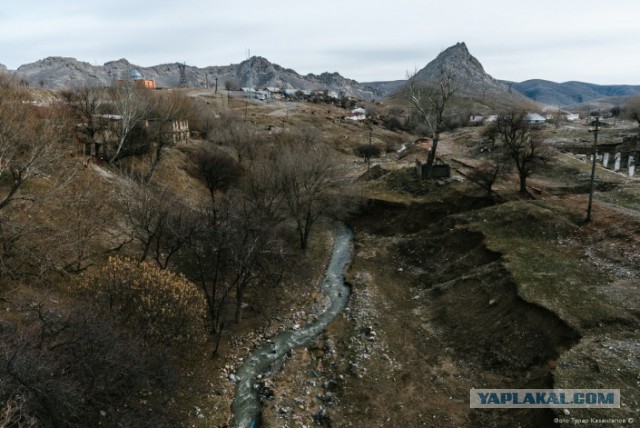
[254,380,275,402]
[231,223,354,428]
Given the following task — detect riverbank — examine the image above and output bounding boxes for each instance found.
[232,222,353,427]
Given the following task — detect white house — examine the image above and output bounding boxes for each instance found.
[347,107,366,121]
[241,88,267,100]
[525,113,546,124]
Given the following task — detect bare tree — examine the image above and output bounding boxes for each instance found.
[52,172,118,273]
[60,85,106,153]
[194,147,242,207]
[490,111,547,195]
[0,300,178,427]
[466,153,511,200]
[108,81,152,163]
[208,113,257,164]
[181,192,281,355]
[623,95,640,137]
[142,91,196,182]
[547,108,565,129]
[182,197,233,355]
[176,146,288,354]
[123,184,195,270]
[0,83,75,282]
[274,137,343,250]
[408,64,457,178]
[355,144,381,169]
[0,89,67,210]
[242,155,286,225]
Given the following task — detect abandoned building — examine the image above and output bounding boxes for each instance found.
[415,159,451,179]
[570,135,639,177]
[83,115,190,158]
[598,135,639,177]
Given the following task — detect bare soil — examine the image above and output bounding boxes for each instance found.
[231,121,640,427]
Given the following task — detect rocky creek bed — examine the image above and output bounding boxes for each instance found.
[230,222,354,428]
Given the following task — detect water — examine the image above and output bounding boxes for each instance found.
[232,223,354,428]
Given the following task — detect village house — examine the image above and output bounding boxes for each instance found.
[347,107,366,121]
[525,112,546,124]
[469,114,484,125]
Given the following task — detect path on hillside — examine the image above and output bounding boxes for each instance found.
[596,200,640,219]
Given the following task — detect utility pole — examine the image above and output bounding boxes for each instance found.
[178,63,188,88]
[586,116,600,223]
[366,126,373,170]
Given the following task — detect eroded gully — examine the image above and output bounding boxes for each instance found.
[231,222,354,428]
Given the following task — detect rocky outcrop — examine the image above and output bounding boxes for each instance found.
[12,44,633,107]
[394,42,540,112]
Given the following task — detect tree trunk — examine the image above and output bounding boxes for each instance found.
[519,173,528,194]
[110,134,127,163]
[235,286,244,324]
[424,138,439,178]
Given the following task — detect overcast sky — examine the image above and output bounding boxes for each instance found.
[1,0,638,84]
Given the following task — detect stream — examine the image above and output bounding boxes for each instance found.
[231,222,354,428]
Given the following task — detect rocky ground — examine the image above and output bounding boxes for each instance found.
[212,140,640,428]
[165,101,640,427]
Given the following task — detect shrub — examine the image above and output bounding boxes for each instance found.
[79,257,206,347]
[0,303,176,427]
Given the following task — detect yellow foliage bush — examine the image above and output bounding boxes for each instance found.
[79,256,206,347]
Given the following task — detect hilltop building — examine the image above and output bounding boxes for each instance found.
[116,69,156,89]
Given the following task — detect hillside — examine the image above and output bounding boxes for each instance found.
[509,79,640,107]
[13,56,377,99]
[11,46,640,110]
[1,71,640,426]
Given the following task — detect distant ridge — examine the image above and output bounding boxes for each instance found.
[6,49,640,107]
[507,79,640,107]
[11,56,378,99]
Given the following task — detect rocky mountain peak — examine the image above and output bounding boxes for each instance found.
[400,42,539,111]
[103,58,131,68]
[434,42,485,74]
[413,42,488,86]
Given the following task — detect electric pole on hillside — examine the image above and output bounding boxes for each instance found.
[586,116,601,223]
[178,63,188,88]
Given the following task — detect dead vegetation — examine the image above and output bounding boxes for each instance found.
[0,72,639,427]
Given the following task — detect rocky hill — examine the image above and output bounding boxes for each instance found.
[12,56,377,99]
[389,42,540,112]
[508,79,640,107]
[10,45,638,108]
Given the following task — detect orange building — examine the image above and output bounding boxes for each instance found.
[116,69,156,89]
